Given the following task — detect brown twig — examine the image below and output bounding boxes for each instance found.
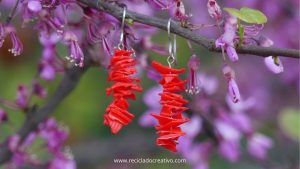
[78,0,299,58]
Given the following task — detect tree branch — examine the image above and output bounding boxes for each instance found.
[0,56,93,164]
[79,0,299,59]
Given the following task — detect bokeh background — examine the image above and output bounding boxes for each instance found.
[0,0,299,169]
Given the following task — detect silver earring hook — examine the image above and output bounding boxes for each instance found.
[118,7,127,49]
[167,18,176,68]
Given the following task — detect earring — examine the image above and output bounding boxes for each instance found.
[104,8,143,134]
[151,19,190,152]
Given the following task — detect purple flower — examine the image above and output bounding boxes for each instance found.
[218,140,240,162]
[215,118,241,141]
[48,152,76,169]
[146,67,162,82]
[230,113,253,134]
[139,86,162,127]
[22,132,37,148]
[207,0,222,20]
[27,0,42,13]
[178,138,213,169]
[39,11,65,34]
[16,85,28,108]
[141,36,168,55]
[223,65,241,103]
[64,32,84,67]
[170,1,189,21]
[0,23,5,47]
[38,32,60,80]
[39,63,56,81]
[11,151,26,167]
[216,16,239,62]
[39,118,69,152]
[264,56,284,74]
[248,133,273,160]
[259,36,284,74]
[32,81,47,98]
[143,86,162,108]
[181,116,202,138]
[186,54,201,95]
[197,73,218,95]
[8,135,21,152]
[145,0,168,9]
[259,36,274,47]
[87,18,115,44]
[0,109,8,123]
[222,17,237,44]
[228,79,241,103]
[226,95,255,113]
[5,26,23,56]
[225,45,238,62]
[242,25,264,45]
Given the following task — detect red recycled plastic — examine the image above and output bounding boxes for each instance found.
[104,49,142,134]
[151,61,190,152]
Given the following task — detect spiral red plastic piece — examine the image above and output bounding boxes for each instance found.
[151,61,190,152]
[104,49,142,134]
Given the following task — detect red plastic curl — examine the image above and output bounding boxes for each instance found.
[151,61,190,152]
[104,49,142,134]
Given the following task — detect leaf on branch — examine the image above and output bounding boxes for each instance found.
[224,7,268,24]
[279,109,300,142]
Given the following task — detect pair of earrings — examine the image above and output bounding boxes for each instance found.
[103,8,189,152]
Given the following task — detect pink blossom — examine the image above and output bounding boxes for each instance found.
[64,32,84,67]
[230,113,253,134]
[32,81,47,98]
[39,118,69,152]
[0,23,5,47]
[216,16,239,62]
[8,135,21,152]
[186,54,201,95]
[139,86,162,127]
[181,116,202,138]
[197,73,218,95]
[16,85,28,108]
[248,133,273,160]
[5,26,23,56]
[216,119,241,141]
[226,45,239,62]
[223,65,241,103]
[27,0,42,13]
[207,0,222,20]
[48,153,76,169]
[0,109,8,123]
[218,140,240,162]
[228,79,241,103]
[39,63,56,81]
[264,56,284,74]
[259,36,284,74]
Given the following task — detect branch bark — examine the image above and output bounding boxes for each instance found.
[79,0,299,59]
[0,56,92,164]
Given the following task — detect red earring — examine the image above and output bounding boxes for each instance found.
[151,19,190,152]
[104,8,142,134]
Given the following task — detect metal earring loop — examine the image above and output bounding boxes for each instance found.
[118,7,127,49]
[167,19,176,67]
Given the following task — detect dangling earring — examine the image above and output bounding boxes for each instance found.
[151,19,190,152]
[104,7,143,134]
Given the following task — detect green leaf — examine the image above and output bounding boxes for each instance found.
[126,19,134,26]
[223,7,267,24]
[224,8,245,20]
[279,109,300,142]
[238,19,244,47]
[240,7,267,24]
